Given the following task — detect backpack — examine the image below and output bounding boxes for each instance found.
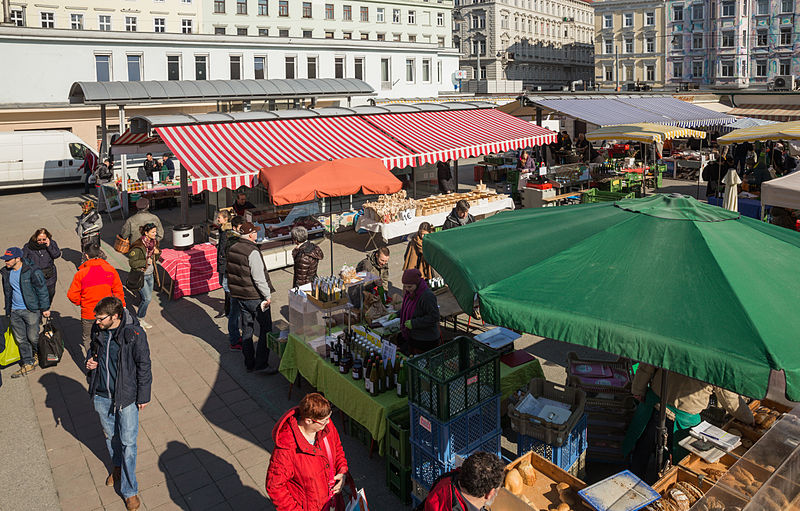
[96,164,113,180]
[414,470,464,511]
[38,319,64,368]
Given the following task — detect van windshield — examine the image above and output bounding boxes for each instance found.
[69,143,89,160]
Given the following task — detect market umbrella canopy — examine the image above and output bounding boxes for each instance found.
[585,123,707,144]
[718,120,800,144]
[423,194,800,401]
[259,157,402,205]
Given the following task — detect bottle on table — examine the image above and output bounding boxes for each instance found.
[396,360,407,398]
[369,362,379,396]
[385,358,395,391]
[376,358,385,394]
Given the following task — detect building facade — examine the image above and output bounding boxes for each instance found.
[593,0,666,90]
[453,0,594,91]
[748,0,800,87]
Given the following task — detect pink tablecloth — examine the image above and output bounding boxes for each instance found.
[158,243,220,299]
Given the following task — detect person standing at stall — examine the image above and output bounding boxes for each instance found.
[399,268,440,354]
[127,224,160,329]
[120,198,164,243]
[403,222,434,280]
[624,364,754,483]
[442,200,475,230]
[22,228,61,303]
[231,192,255,217]
[291,226,324,289]
[266,393,349,511]
[437,161,455,194]
[517,150,536,171]
[160,154,175,180]
[356,246,390,290]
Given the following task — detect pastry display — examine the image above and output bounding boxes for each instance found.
[362,190,417,223]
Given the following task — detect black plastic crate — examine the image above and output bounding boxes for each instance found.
[407,336,500,421]
[387,408,411,469]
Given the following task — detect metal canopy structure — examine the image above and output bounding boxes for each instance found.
[68,78,374,106]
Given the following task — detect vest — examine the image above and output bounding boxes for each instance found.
[226,238,273,300]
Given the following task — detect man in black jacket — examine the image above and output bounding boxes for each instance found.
[85,296,151,511]
[442,200,475,230]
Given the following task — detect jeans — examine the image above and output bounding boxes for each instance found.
[93,395,139,498]
[238,299,271,370]
[137,273,154,319]
[222,277,240,345]
[10,309,41,365]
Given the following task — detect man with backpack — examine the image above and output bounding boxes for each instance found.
[93,158,114,185]
[422,451,505,511]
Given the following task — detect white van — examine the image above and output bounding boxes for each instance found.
[0,130,98,190]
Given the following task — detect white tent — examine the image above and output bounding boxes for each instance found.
[761,171,800,210]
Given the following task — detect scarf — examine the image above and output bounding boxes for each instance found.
[27,239,48,252]
[141,236,156,265]
[400,279,428,339]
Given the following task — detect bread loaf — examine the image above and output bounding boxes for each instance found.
[517,460,536,486]
[504,469,524,496]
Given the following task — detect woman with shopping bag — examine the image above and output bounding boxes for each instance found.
[127,223,160,329]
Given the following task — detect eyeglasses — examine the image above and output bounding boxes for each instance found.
[311,416,331,426]
[95,315,111,322]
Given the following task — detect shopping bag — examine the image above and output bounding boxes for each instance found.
[0,326,21,366]
[38,319,64,368]
[126,269,145,291]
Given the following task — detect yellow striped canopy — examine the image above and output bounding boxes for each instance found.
[717,120,800,144]
[585,123,707,144]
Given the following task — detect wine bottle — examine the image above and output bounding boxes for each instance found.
[396,360,407,397]
[385,358,395,391]
[369,362,379,396]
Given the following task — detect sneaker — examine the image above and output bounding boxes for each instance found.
[229,339,243,351]
[33,353,39,367]
[139,319,152,329]
[11,364,36,378]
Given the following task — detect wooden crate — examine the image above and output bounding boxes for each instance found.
[491,451,589,511]
[653,466,715,495]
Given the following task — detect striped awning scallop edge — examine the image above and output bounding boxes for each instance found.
[112,129,162,146]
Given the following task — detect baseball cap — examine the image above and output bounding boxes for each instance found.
[2,247,23,260]
[239,222,259,235]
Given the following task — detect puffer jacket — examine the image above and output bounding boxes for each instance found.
[87,308,152,409]
[266,407,348,511]
[442,208,475,231]
[67,258,126,319]
[292,241,324,288]
[1,259,50,315]
[424,469,468,511]
[22,239,61,288]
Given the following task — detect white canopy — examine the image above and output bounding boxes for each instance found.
[761,171,800,209]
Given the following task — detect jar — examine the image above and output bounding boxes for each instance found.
[351,359,363,380]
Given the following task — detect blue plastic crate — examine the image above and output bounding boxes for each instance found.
[410,394,501,464]
[411,433,501,491]
[517,414,587,472]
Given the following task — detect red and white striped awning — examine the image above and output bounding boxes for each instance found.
[155,116,418,193]
[362,108,558,165]
[112,129,162,146]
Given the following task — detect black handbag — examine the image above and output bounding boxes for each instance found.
[126,269,145,291]
[38,319,64,368]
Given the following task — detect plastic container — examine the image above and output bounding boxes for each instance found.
[566,351,634,394]
[385,456,411,505]
[508,379,586,447]
[517,414,587,473]
[410,394,501,464]
[407,336,500,421]
[411,433,501,490]
[387,408,411,469]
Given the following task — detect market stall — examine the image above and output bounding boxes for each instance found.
[157,243,220,299]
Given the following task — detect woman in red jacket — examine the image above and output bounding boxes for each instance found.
[267,393,349,511]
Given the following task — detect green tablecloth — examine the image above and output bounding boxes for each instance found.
[278,334,544,455]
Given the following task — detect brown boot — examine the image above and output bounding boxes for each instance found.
[105,466,121,486]
[125,495,141,511]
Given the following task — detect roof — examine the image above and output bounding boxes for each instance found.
[761,171,800,210]
[727,104,800,122]
[68,78,374,105]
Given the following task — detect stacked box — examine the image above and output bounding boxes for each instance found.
[411,433,501,491]
[385,409,412,504]
[517,414,588,475]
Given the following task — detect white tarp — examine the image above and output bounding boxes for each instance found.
[761,171,800,210]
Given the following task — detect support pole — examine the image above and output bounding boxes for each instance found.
[180,156,189,227]
[118,105,129,216]
[329,201,334,275]
[100,105,108,158]
[454,159,459,193]
[655,371,669,476]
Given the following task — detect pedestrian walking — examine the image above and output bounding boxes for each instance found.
[127,223,160,329]
[226,222,276,372]
[85,296,151,511]
[79,149,99,195]
[120,198,164,243]
[68,244,125,353]
[22,228,62,303]
[77,200,103,254]
[291,226,324,289]
[2,247,51,377]
[402,222,434,280]
[267,393,349,511]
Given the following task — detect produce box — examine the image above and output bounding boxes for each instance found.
[508,379,586,447]
[652,465,715,494]
[676,452,736,486]
[566,351,633,394]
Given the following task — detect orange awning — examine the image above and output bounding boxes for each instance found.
[259,158,402,205]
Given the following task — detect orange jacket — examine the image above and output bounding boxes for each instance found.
[67,258,125,319]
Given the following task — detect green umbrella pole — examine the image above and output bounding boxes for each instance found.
[656,372,669,475]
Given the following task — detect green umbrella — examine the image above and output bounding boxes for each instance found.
[423,194,800,402]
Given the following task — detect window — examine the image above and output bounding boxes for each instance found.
[195,55,207,80]
[673,61,683,77]
[646,37,655,53]
[302,2,312,18]
[285,56,295,78]
[780,59,791,75]
[167,55,181,80]
[237,27,247,35]
[501,14,508,29]
[354,57,364,80]
[646,65,655,81]
[325,31,334,38]
[625,37,633,53]
[623,13,633,27]
[722,31,734,47]
[154,18,165,32]
[215,26,226,35]
[215,0,225,13]
[70,13,83,30]
[360,6,368,21]
[755,60,767,77]
[603,14,612,29]
[756,0,768,14]
[377,8,385,22]
[10,9,23,26]
[720,61,734,77]
[254,56,266,79]
[380,58,391,88]
[692,60,703,77]
[95,55,111,82]
[673,5,683,21]
[437,12,444,26]
[437,61,442,83]
[237,0,246,14]
[692,4,703,19]
[645,11,655,26]
[229,55,241,79]
[258,0,267,15]
[408,10,416,24]
[693,33,703,49]
[127,55,142,81]
[392,9,401,23]
[438,36,445,47]
[473,14,485,29]
[604,39,613,54]
[279,28,289,37]
[258,28,268,36]
[377,33,385,41]
[407,34,415,42]
[182,19,192,34]
[757,30,767,46]
[306,56,317,78]
[722,1,735,16]
[125,16,137,31]
[405,58,415,82]
[299,29,310,38]
[343,5,352,20]
[40,12,54,28]
[360,33,368,40]
[605,66,614,81]
[422,59,431,82]
[343,31,352,39]
[335,57,344,78]
[423,11,431,26]
[780,27,791,45]
[781,0,793,12]
[279,0,288,16]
